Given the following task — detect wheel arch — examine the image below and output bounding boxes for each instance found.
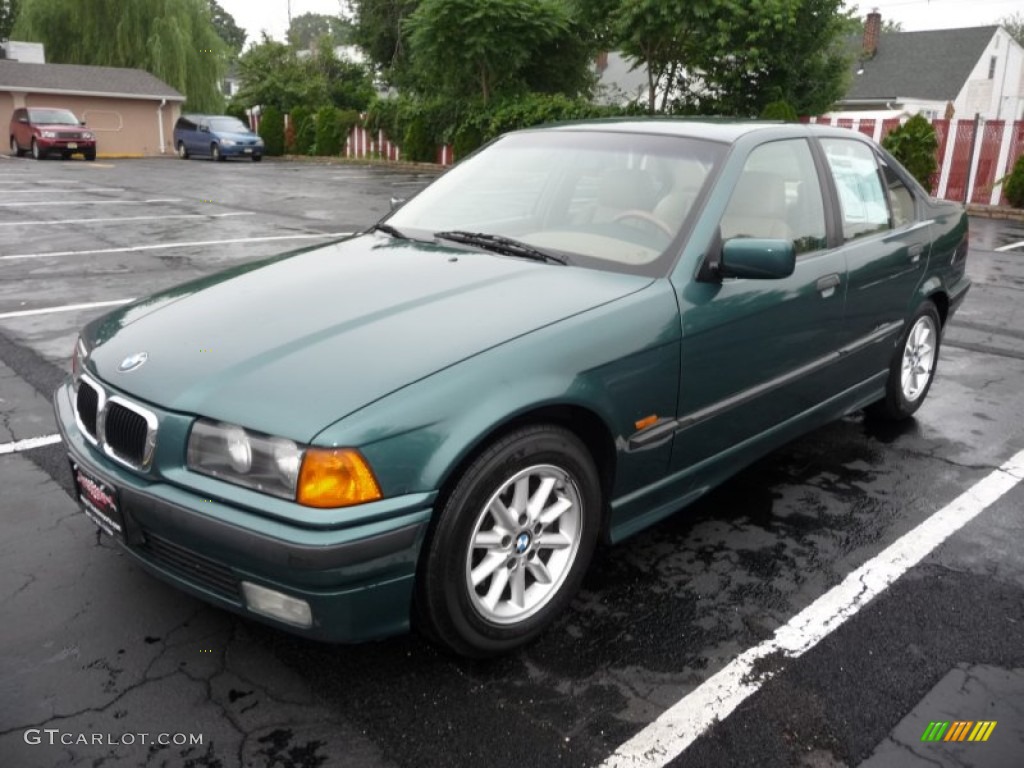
[430,403,618,542]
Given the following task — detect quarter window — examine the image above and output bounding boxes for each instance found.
[821,139,890,241]
[720,139,827,255]
[880,161,915,227]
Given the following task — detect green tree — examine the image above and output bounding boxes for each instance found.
[1,0,19,39]
[14,0,226,112]
[405,0,586,103]
[882,114,938,188]
[998,11,1024,48]
[259,104,285,155]
[234,35,374,112]
[287,11,353,49]
[350,0,420,87]
[208,0,245,56]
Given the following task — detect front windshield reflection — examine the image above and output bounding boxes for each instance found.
[387,130,724,276]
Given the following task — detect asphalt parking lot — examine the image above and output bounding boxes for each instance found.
[1,153,1022,768]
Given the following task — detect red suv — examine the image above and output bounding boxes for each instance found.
[9,107,97,161]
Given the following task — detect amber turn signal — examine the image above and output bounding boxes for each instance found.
[296,448,382,508]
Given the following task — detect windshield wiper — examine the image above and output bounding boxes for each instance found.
[434,230,567,265]
[369,222,409,240]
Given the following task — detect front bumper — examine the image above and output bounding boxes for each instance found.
[37,137,96,153]
[219,143,262,157]
[54,381,433,643]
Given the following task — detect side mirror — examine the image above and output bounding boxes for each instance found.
[80,120,86,126]
[389,197,406,212]
[720,238,795,279]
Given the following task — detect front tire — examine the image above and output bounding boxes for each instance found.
[416,425,601,657]
[252,154,262,162]
[212,143,223,161]
[31,139,44,160]
[177,141,189,159]
[868,300,941,421]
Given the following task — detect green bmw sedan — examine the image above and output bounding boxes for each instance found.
[55,120,970,657]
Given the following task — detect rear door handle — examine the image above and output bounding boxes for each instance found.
[908,243,924,263]
[816,273,841,297]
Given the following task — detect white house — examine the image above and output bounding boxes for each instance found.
[834,12,1024,121]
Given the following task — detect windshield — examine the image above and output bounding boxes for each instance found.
[29,109,79,125]
[209,117,251,133]
[387,129,723,275]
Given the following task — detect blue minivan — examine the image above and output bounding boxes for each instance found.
[173,114,264,162]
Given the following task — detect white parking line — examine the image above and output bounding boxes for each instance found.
[995,240,1024,252]
[0,198,181,208]
[1,187,125,194]
[0,212,254,228]
[601,447,1024,768]
[0,434,63,455]
[0,179,82,184]
[1,232,354,261]
[0,299,134,320]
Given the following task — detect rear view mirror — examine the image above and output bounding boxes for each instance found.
[18,116,28,124]
[720,238,795,279]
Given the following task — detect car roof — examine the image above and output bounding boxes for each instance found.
[539,118,876,145]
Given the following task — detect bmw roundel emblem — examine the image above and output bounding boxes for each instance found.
[118,352,148,372]
[515,532,531,554]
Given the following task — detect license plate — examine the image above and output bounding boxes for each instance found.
[67,142,78,149]
[71,459,124,538]
[244,148,252,153]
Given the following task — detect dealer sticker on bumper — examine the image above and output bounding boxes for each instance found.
[70,459,124,538]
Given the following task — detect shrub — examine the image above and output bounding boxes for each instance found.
[1004,153,1024,208]
[882,114,938,188]
[760,100,798,122]
[290,105,315,155]
[314,106,344,156]
[258,105,285,156]
[225,101,251,128]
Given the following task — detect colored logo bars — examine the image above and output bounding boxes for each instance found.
[921,721,997,742]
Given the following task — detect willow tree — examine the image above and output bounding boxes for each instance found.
[14,0,227,112]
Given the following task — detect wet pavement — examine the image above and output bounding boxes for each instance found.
[0,154,1021,767]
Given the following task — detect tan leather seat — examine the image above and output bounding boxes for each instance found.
[592,168,658,224]
[720,171,792,241]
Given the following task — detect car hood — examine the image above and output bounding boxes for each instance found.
[83,236,652,440]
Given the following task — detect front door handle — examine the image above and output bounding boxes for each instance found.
[908,243,924,263]
[816,273,841,298]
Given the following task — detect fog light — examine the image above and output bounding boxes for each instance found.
[241,582,312,628]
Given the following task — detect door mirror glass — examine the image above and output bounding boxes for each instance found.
[721,238,796,279]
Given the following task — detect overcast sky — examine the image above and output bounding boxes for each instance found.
[218,0,1022,48]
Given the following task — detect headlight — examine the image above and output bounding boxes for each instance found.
[220,139,236,146]
[41,131,56,138]
[186,420,381,507]
[82,132,95,140]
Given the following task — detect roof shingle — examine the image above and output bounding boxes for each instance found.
[0,60,184,101]
[844,26,997,102]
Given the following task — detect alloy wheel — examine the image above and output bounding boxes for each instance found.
[901,315,937,402]
[464,464,583,625]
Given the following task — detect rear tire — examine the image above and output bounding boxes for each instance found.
[11,136,26,157]
[867,300,941,421]
[415,425,601,657]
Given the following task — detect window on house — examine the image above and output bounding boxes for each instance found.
[989,56,997,79]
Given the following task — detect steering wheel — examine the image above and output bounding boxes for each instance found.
[612,210,674,239]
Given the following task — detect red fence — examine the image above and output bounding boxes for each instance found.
[807,116,1024,205]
